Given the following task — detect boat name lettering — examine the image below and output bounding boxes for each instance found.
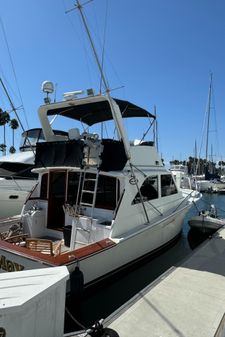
[0,255,24,272]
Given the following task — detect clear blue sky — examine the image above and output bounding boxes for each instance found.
[0,0,225,165]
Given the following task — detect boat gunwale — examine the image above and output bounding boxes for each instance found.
[0,237,115,266]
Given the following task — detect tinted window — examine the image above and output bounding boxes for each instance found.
[161,174,177,197]
[66,172,80,205]
[132,176,158,204]
[40,173,48,199]
[65,173,119,210]
[95,175,119,210]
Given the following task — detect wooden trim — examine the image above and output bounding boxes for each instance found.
[0,238,116,266]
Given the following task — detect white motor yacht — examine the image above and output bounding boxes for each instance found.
[0,1,201,290]
[0,128,67,217]
[0,92,201,288]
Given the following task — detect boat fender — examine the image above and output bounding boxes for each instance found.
[86,320,119,337]
[70,265,84,300]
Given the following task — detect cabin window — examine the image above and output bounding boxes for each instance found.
[66,173,119,210]
[95,175,119,210]
[66,172,80,205]
[40,173,48,199]
[161,174,177,197]
[132,176,158,204]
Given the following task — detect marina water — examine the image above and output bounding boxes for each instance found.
[65,193,225,333]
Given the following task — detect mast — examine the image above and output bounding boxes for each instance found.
[0,78,35,156]
[0,78,26,135]
[193,140,197,175]
[205,73,213,162]
[66,1,150,223]
[70,0,131,160]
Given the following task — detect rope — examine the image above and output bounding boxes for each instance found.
[200,197,225,215]
[192,200,201,213]
[65,306,86,330]
[173,190,195,213]
[65,307,107,337]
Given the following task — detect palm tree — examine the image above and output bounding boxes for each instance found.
[0,109,10,155]
[9,118,19,150]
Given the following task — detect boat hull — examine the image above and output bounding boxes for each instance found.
[188,215,225,233]
[0,204,190,288]
[0,180,36,217]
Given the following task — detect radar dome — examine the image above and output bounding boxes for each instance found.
[41,81,54,94]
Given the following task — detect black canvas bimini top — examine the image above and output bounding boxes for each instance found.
[45,98,155,126]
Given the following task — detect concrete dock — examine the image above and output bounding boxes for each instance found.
[100,228,225,337]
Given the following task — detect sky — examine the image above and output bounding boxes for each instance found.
[0,0,225,166]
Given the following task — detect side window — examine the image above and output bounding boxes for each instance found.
[40,173,48,199]
[132,176,158,204]
[95,175,119,210]
[161,174,177,197]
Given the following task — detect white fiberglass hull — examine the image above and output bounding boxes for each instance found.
[73,204,190,285]
[196,180,225,192]
[188,215,225,233]
[0,179,36,217]
[0,204,190,286]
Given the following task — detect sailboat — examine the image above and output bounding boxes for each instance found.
[0,1,201,289]
[193,74,225,193]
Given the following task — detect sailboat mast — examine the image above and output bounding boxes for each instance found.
[153,105,158,151]
[0,78,36,155]
[74,0,131,160]
[205,73,213,162]
[0,78,27,135]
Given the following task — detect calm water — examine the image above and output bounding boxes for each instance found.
[65,193,225,332]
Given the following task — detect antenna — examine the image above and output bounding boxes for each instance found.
[65,1,150,223]
[41,81,54,104]
[66,0,131,160]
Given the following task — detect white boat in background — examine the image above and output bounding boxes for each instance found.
[170,164,192,189]
[0,128,67,217]
[193,174,225,193]
[188,204,225,233]
[192,74,225,193]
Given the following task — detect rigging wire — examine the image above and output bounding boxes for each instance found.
[210,78,220,160]
[63,0,100,91]
[195,73,220,175]
[99,0,109,93]
[195,75,212,175]
[0,16,29,129]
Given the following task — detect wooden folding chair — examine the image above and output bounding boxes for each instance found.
[25,238,62,256]
[26,238,54,255]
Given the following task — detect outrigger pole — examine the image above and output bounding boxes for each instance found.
[66,1,150,223]
[67,0,131,160]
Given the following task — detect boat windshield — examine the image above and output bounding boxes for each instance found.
[20,128,68,151]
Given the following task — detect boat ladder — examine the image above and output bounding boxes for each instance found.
[72,170,99,247]
[79,170,99,212]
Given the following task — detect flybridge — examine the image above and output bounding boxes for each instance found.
[43,96,154,125]
[41,81,154,126]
